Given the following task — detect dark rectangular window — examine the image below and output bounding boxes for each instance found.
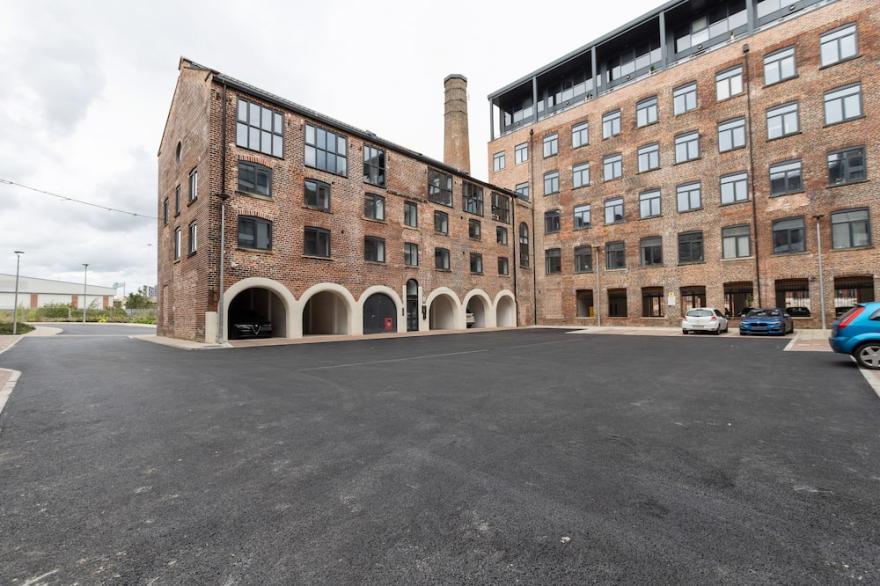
[496,226,508,244]
[515,182,529,200]
[435,247,450,270]
[238,216,272,250]
[428,169,453,207]
[491,192,510,223]
[404,242,419,266]
[236,99,283,157]
[545,248,562,274]
[638,143,659,172]
[238,161,272,197]
[463,182,484,216]
[775,279,811,314]
[820,23,858,67]
[770,160,803,196]
[364,236,386,263]
[673,82,698,115]
[602,110,621,139]
[543,133,558,157]
[718,117,746,152]
[722,225,751,258]
[363,145,385,187]
[636,96,658,127]
[639,190,661,219]
[468,218,481,240]
[544,171,560,195]
[572,122,589,148]
[642,288,664,318]
[304,179,330,211]
[681,286,707,313]
[772,217,805,254]
[519,223,530,268]
[606,241,625,270]
[828,147,866,186]
[767,102,799,139]
[304,227,330,257]
[721,172,749,204]
[162,198,168,225]
[498,256,509,276]
[678,231,704,264]
[640,236,663,266]
[573,205,591,230]
[188,222,198,255]
[574,246,592,273]
[305,124,347,176]
[470,252,483,274]
[434,210,449,235]
[608,289,628,317]
[404,201,418,228]
[576,290,594,318]
[174,185,180,215]
[764,46,796,85]
[544,210,561,233]
[364,193,385,221]
[831,209,871,249]
[605,198,624,224]
[188,168,198,202]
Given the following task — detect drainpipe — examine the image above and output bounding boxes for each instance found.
[511,195,519,326]
[216,82,230,343]
[814,215,827,330]
[594,246,602,327]
[742,44,763,306]
[528,128,538,326]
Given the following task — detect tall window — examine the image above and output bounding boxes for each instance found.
[493,151,505,171]
[764,46,796,85]
[639,190,661,219]
[544,171,560,195]
[772,217,805,254]
[515,142,528,164]
[463,182,484,215]
[636,96,658,127]
[606,241,625,270]
[828,147,866,186]
[722,225,751,258]
[363,145,386,187]
[238,216,272,250]
[434,210,449,235]
[364,193,385,221]
[188,222,197,255]
[545,248,562,275]
[676,182,702,212]
[304,227,330,257]
[236,99,283,157]
[468,219,481,240]
[824,84,863,125]
[404,201,418,228]
[770,160,803,196]
[831,209,870,249]
[638,143,660,172]
[766,102,799,139]
[173,227,181,260]
[162,198,168,225]
[515,182,529,200]
[721,172,749,204]
[642,288,664,318]
[404,242,419,266]
[304,179,330,211]
[678,231,704,264]
[364,237,386,263]
[519,223,530,268]
[469,253,483,274]
[491,192,510,223]
[576,290,594,318]
[572,162,590,188]
[718,118,746,152]
[572,122,589,148]
[496,226,508,244]
[544,210,561,233]
[716,66,743,101]
[608,289,628,318]
[775,279,811,314]
[305,124,347,176]
[602,110,621,139]
[435,248,450,270]
[238,161,272,197]
[675,131,699,163]
[820,24,858,67]
[640,236,663,266]
[673,82,697,115]
[428,169,453,206]
[188,168,198,202]
[174,185,180,215]
[605,198,624,224]
[603,153,622,181]
[573,205,591,230]
[543,133,558,157]
[574,246,592,273]
[498,256,510,276]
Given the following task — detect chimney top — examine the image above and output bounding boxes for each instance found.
[444,73,467,83]
[443,73,470,174]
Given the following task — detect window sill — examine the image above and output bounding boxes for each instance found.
[767,131,802,142]
[304,163,346,178]
[363,217,386,224]
[434,231,449,237]
[678,207,704,214]
[678,261,706,266]
[827,179,869,189]
[719,145,747,155]
[470,272,484,276]
[639,215,662,221]
[187,251,197,258]
[173,258,181,264]
[187,197,197,207]
[770,251,809,257]
[829,245,873,253]
[544,192,560,197]
[543,154,558,160]
[674,157,701,166]
[363,181,387,190]
[238,190,274,202]
[603,177,622,183]
[636,120,659,130]
[404,264,419,269]
[720,199,750,207]
[435,268,452,273]
[640,263,664,268]
[716,92,745,103]
[574,271,594,275]
[574,226,592,231]
[403,225,419,231]
[769,191,805,198]
[468,237,482,242]
[605,268,627,272]
[302,254,333,261]
[237,247,273,254]
[763,74,799,89]
[818,54,862,71]
[364,260,387,266]
[637,168,660,175]
[824,115,866,129]
[303,205,331,213]
[721,256,753,262]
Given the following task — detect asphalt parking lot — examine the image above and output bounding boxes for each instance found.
[0,328,878,584]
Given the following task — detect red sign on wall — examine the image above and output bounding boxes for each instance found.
[384,317,394,331]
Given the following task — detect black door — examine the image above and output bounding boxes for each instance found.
[363,293,397,334]
[406,280,419,332]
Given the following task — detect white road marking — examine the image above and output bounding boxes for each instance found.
[302,349,488,371]
[0,368,22,420]
[859,367,880,400]
[20,569,59,586]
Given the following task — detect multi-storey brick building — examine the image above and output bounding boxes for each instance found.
[488,0,878,329]
[158,61,531,342]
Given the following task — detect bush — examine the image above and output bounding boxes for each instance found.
[0,322,34,335]
[131,312,157,325]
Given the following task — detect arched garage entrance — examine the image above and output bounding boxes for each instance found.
[302,290,351,335]
[496,295,516,327]
[228,287,287,339]
[429,294,457,330]
[363,293,397,334]
[465,296,489,328]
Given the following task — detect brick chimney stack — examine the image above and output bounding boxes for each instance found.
[443,74,470,174]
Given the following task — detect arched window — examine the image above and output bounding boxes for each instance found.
[519,222,530,268]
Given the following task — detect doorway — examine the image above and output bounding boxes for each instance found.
[406,279,419,332]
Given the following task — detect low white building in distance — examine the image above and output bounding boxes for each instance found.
[0,274,116,310]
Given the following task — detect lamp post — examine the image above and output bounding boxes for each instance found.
[12,251,23,335]
[82,263,89,324]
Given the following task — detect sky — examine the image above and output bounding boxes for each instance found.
[0,0,659,293]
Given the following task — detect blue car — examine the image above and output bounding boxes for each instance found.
[829,302,880,370]
[739,307,794,336]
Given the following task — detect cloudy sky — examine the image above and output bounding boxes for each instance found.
[0,0,658,292]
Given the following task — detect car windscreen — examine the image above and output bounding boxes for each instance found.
[746,309,782,317]
[687,309,713,317]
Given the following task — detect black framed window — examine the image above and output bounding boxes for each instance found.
[640,236,663,266]
[831,209,871,249]
[576,290,594,317]
[434,210,449,235]
[468,219,481,240]
[498,256,510,276]
[722,225,751,258]
[188,222,198,255]
[602,110,621,138]
[428,169,453,206]
[545,248,562,275]
[678,231,704,264]
[574,246,592,273]
[404,242,419,266]
[638,143,659,172]
[673,82,697,115]
[519,223,530,268]
[491,192,510,223]
[304,227,330,257]
[364,193,385,221]
[828,147,866,186]
[364,236,386,263]
[572,122,589,148]
[544,210,561,234]
[496,226,508,245]
[543,133,558,157]
[238,216,272,250]
[603,153,622,180]
[716,66,743,101]
[820,23,858,67]
[236,99,283,157]
[188,168,198,202]
[469,252,483,274]
[162,198,169,225]
[675,132,699,163]
[824,84,863,125]
[764,46,796,85]
[305,124,347,176]
[435,247,450,270]
[608,289,628,317]
[304,179,330,211]
[772,217,805,254]
[605,241,625,269]
[238,161,272,197]
[572,162,590,188]
[639,190,661,219]
[636,96,658,127]
[363,145,386,187]
[515,182,529,200]
[463,182,484,216]
[770,160,803,196]
[515,142,528,164]
[404,201,418,227]
[721,172,749,204]
[604,198,624,224]
[718,117,746,152]
[677,182,702,212]
[173,227,181,260]
[544,171,560,195]
[574,205,591,230]
[174,185,180,215]
[642,288,664,318]
[767,102,799,139]
[493,151,505,171]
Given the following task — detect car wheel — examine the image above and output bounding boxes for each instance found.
[682,329,688,335]
[854,343,880,370]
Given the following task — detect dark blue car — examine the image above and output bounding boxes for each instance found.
[829,302,880,370]
[739,307,794,336]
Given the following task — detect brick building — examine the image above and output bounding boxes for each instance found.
[488,0,878,329]
[158,62,531,342]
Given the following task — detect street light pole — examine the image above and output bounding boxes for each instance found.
[814,215,827,330]
[12,251,23,335]
[82,263,89,324]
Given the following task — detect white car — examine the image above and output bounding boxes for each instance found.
[682,308,729,335]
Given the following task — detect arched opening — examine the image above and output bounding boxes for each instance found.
[406,279,419,332]
[302,291,350,335]
[466,296,489,328]
[496,296,516,327]
[228,287,287,339]
[429,294,457,330]
[363,293,397,334]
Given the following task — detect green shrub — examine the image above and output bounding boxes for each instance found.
[0,322,34,335]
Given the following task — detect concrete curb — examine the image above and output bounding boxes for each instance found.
[29,321,157,328]
[24,326,63,336]
[0,368,22,422]
[0,336,22,355]
[130,335,229,351]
